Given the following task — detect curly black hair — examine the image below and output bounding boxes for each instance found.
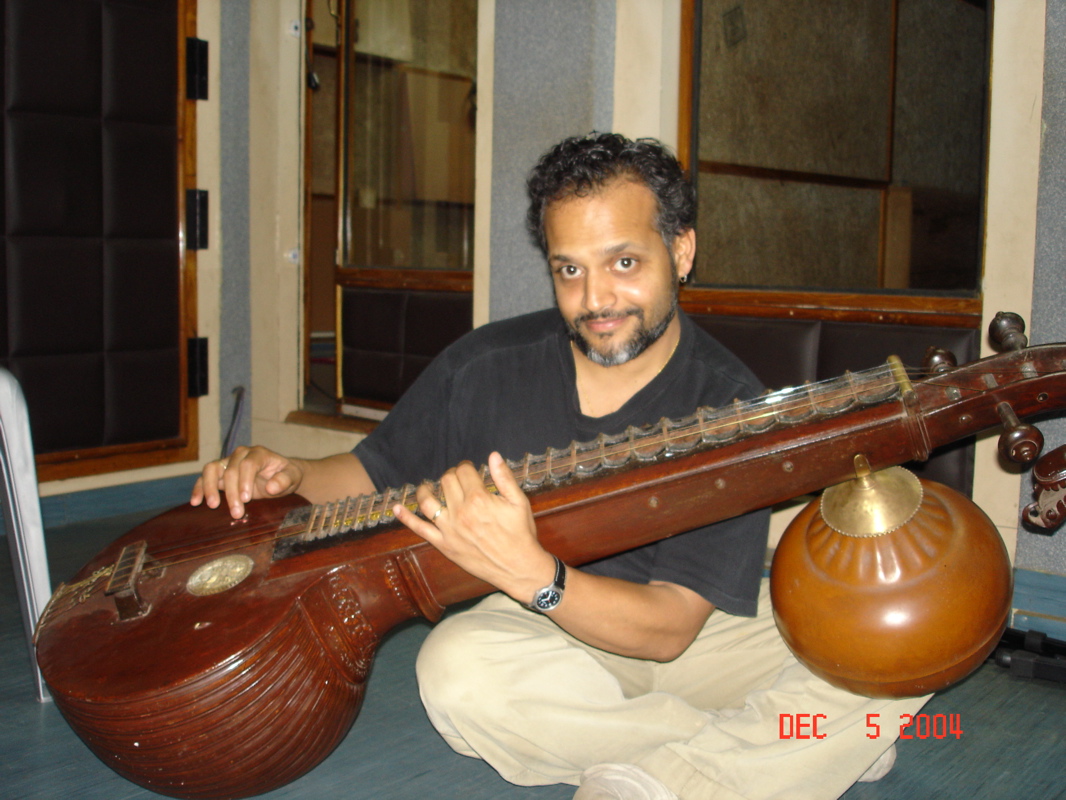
[525,132,696,256]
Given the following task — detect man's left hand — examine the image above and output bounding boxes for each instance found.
[393,451,556,603]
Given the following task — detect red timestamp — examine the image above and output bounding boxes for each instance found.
[777,713,963,740]
[867,712,964,740]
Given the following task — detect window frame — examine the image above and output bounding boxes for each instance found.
[677,0,983,331]
[330,0,475,414]
[334,0,476,291]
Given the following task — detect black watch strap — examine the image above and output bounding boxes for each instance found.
[528,556,566,613]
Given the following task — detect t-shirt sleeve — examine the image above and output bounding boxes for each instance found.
[582,507,770,616]
[353,351,457,492]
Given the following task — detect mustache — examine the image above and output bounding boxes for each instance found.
[572,308,642,326]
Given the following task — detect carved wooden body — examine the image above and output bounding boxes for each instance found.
[34,345,1066,799]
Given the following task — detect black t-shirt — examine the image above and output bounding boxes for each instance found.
[354,308,770,616]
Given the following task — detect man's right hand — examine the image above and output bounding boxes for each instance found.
[190,445,305,520]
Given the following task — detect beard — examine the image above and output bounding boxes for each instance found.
[565,292,678,367]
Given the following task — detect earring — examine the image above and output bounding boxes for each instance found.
[679,274,689,285]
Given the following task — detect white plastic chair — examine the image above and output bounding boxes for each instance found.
[0,368,52,701]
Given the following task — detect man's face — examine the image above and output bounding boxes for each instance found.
[544,179,694,367]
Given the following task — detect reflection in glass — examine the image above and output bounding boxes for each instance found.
[692,0,986,294]
[340,0,477,272]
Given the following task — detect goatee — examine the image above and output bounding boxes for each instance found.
[566,300,677,367]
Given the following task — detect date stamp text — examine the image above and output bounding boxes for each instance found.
[778,713,963,740]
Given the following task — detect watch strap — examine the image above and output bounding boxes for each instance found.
[528,556,566,612]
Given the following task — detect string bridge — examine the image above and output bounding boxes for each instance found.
[104,541,163,620]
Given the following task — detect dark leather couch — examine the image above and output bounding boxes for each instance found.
[340,288,475,406]
[689,314,979,496]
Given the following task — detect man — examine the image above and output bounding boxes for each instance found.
[192,133,923,799]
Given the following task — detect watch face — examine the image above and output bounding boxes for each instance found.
[535,589,561,610]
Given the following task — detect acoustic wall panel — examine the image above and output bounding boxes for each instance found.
[2,0,182,457]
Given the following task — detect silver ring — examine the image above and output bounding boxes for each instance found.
[431,507,443,521]
[220,460,229,472]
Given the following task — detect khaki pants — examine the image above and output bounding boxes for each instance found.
[416,579,931,800]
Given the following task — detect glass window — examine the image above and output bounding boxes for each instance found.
[340,0,477,272]
[683,0,987,301]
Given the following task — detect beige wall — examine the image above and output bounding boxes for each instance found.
[245,0,363,458]
[972,1,1045,561]
[612,0,681,148]
[472,0,495,327]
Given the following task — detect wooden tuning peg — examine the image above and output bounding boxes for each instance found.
[997,401,1044,464]
[989,311,1028,351]
[922,346,957,376]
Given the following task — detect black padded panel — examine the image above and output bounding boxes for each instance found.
[0,1,4,240]
[7,238,104,356]
[103,2,179,125]
[104,121,178,238]
[10,354,106,452]
[5,0,103,116]
[343,350,404,406]
[5,114,103,236]
[341,288,473,404]
[0,244,6,357]
[404,291,473,358]
[816,322,980,381]
[3,0,182,455]
[342,289,406,353]
[341,290,408,403]
[104,240,180,351]
[105,349,181,445]
[690,315,821,390]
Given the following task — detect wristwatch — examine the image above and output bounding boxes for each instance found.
[528,556,566,613]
